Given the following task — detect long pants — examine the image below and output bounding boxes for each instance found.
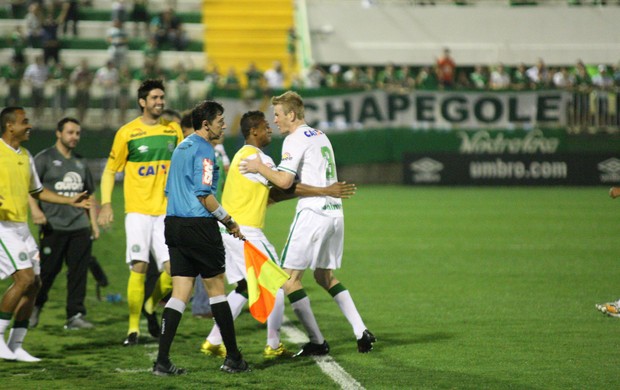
[35,227,92,319]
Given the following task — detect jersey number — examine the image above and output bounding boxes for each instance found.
[321,147,336,180]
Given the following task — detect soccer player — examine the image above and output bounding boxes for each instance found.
[240,91,376,355]
[595,186,620,316]
[0,107,90,362]
[200,110,356,359]
[97,79,183,346]
[28,117,99,330]
[153,100,248,375]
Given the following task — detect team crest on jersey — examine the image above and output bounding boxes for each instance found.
[42,246,52,255]
[132,244,141,253]
[53,159,62,167]
[167,141,175,152]
[202,158,214,185]
[281,152,292,161]
[18,252,28,261]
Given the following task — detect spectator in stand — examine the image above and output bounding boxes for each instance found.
[41,13,60,65]
[436,47,456,89]
[455,69,472,90]
[173,62,191,111]
[359,66,377,90]
[489,63,511,90]
[469,65,488,90]
[151,7,188,51]
[118,64,133,124]
[287,27,297,69]
[23,55,48,122]
[142,35,160,67]
[57,0,79,37]
[303,63,326,89]
[3,60,24,106]
[204,64,221,99]
[24,3,43,48]
[326,64,343,88]
[107,19,129,69]
[70,58,94,123]
[416,65,439,90]
[511,63,528,90]
[264,60,285,90]
[343,66,363,89]
[526,58,550,89]
[243,62,263,100]
[376,63,399,91]
[8,0,27,18]
[95,61,120,128]
[49,61,70,118]
[396,65,416,91]
[573,60,592,91]
[612,62,620,87]
[592,64,614,90]
[9,26,27,65]
[222,67,241,91]
[130,0,150,38]
[552,67,574,89]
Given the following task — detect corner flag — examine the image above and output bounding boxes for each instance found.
[244,241,290,323]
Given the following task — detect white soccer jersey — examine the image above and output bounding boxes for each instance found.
[278,124,343,216]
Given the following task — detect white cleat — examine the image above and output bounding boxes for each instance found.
[0,341,16,361]
[13,347,41,362]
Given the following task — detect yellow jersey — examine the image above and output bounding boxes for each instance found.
[104,117,182,215]
[222,145,276,229]
[0,141,42,222]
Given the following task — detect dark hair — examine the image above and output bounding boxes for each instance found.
[191,100,224,131]
[0,106,24,134]
[240,110,266,139]
[137,79,165,109]
[56,117,80,132]
[180,111,193,130]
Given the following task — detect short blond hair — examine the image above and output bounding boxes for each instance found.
[271,91,305,120]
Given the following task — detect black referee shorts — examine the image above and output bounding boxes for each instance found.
[164,216,226,279]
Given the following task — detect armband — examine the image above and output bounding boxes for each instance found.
[211,205,229,221]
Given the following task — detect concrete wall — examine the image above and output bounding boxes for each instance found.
[305,1,620,66]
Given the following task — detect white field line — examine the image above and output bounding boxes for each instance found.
[281,316,365,390]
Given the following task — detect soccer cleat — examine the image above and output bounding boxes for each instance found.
[0,339,16,361]
[143,309,160,338]
[123,332,139,346]
[357,329,377,353]
[152,360,186,376]
[293,340,330,357]
[64,313,94,330]
[220,355,250,373]
[13,347,41,362]
[200,340,226,357]
[263,343,293,358]
[595,302,620,318]
[29,306,41,329]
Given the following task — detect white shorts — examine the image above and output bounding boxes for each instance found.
[221,224,279,284]
[125,213,169,271]
[0,221,40,280]
[281,209,344,271]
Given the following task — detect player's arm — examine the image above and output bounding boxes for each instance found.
[240,155,295,190]
[88,195,100,239]
[28,194,47,225]
[197,194,245,240]
[33,188,91,209]
[97,169,116,227]
[269,181,357,203]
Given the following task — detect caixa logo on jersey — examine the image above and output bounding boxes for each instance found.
[598,158,620,183]
[138,164,167,176]
[409,158,444,183]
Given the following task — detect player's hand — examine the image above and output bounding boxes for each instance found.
[31,208,47,225]
[225,220,245,241]
[91,223,100,240]
[97,203,114,228]
[239,154,262,174]
[71,191,92,209]
[325,181,357,199]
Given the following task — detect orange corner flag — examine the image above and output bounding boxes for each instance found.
[244,241,290,323]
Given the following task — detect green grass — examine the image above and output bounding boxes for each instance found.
[2,186,619,389]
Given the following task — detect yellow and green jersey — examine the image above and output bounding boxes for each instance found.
[104,117,182,215]
[0,141,42,222]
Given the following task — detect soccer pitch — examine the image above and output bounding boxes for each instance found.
[2,186,619,389]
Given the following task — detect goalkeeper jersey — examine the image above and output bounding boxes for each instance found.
[104,116,182,215]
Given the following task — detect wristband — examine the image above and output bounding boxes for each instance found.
[212,205,229,221]
[223,217,236,228]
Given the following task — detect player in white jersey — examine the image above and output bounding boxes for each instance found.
[240,91,376,355]
[201,110,356,359]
